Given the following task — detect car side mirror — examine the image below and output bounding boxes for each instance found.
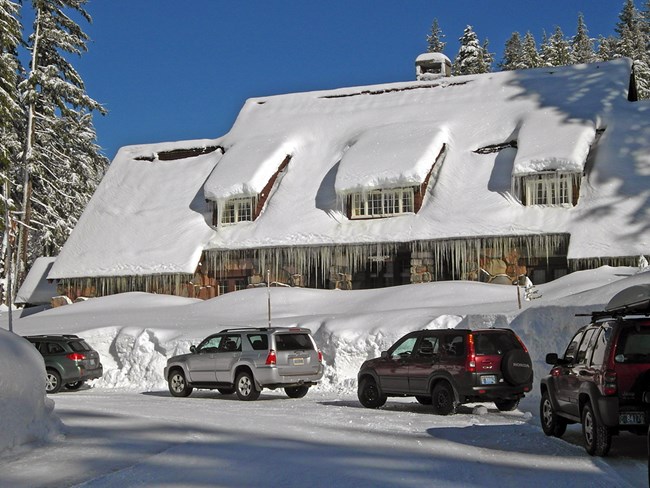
[545,353,559,365]
[190,345,197,354]
[380,351,389,359]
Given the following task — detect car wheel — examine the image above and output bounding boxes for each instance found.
[494,398,520,412]
[168,370,193,397]
[217,387,235,395]
[45,369,62,394]
[235,371,260,401]
[540,391,567,437]
[582,402,612,456]
[284,385,310,398]
[357,377,387,408]
[415,395,432,405]
[65,381,85,391]
[431,381,457,415]
[501,349,533,386]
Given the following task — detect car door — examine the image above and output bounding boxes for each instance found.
[553,329,585,413]
[408,333,440,395]
[214,334,242,382]
[186,335,222,382]
[375,334,419,394]
[566,328,597,417]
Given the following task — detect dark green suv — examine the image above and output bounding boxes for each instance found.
[24,334,103,394]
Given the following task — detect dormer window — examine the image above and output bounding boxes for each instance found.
[350,187,415,219]
[211,196,258,226]
[517,172,581,207]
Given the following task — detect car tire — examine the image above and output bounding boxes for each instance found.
[582,402,612,456]
[501,349,533,386]
[540,391,567,437]
[415,395,432,405]
[357,377,387,408]
[235,371,261,401]
[65,381,85,391]
[284,385,310,398]
[494,398,520,412]
[168,370,193,397]
[431,381,457,415]
[217,387,235,395]
[45,369,62,394]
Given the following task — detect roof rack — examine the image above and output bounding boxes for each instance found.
[577,284,650,321]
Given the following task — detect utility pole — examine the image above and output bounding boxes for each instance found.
[267,269,271,327]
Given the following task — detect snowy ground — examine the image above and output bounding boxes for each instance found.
[1,265,649,486]
[0,389,646,488]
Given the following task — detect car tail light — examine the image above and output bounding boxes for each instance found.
[318,350,323,363]
[67,352,86,361]
[466,333,476,372]
[265,349,277,365]
[603,369,617,396]
[514,334,529,353]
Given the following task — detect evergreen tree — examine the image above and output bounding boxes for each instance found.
[597,35,619,61]
[482,38,494,72]
[0,0,23,304]
[16,0,107,283]
[453,25,490,75]
[614,0,650,99]
[521,31,543,68]
[426,18,446,53]
[500,31,523,71]
[571,13,596,64]
[541,26,572,66]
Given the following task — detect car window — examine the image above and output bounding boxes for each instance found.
[615,324,650,363]
[198,336,222,353]
[218,335,242,352]
[441,334,465,358]
[590,326,611,367]
[69,340,91,352]
[389,336,418,359]
[576,329,596,365]
[563,330,584,363]
[46,342,65,354]
[417,335,439,356]
[275,333,314,351]
[474,332,520,355]
[247,334,269,351]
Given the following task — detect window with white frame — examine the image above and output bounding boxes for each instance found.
[350,187,415,218]
[220,196,256,225]
[518,172,580,207]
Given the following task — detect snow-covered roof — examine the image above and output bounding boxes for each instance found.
[50,59,650,279]
[15,256,58,304]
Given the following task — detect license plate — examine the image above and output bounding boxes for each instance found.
[480,375,496,385]
[292,358,304,366]
[619,412,645,425]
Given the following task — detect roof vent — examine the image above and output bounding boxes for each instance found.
[415,53,451,81]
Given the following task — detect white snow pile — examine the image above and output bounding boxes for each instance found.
[0,328,61,453]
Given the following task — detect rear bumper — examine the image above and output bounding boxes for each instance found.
[63,364,103,383]
[254,365,323,388]
[460,382,532,401]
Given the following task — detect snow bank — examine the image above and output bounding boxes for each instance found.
[0,329,61,454]
[6,266,649,401]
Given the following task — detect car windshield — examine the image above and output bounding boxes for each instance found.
[615,323,650,363]
[474,332,521,355]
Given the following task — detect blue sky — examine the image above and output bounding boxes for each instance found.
[49,0,630,160]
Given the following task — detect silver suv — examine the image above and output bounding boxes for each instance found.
[164,327,323,400]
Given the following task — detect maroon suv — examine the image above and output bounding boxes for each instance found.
[540,284,650,456]
[357,328,533,415]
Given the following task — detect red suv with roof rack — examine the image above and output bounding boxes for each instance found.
[540,284,650,456]
[357,328,533,414]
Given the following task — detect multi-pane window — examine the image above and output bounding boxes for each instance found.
[350,187,416,219]
[217,197,256,225]
[518,172,580,207]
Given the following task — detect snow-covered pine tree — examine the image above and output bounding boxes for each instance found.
[500,32,523,71]
[597,35,619,61]
[614,0,650,99]
[16,0,107,284]
[541,26,572,67]
[453,25,490,75]
[482,38,494,72]
[571,13,597,64]
[426,18,446,53]
[521,31,543,68]
[0,0,23,304]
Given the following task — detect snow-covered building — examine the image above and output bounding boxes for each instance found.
[415,52,452,80]
[47,58,650,300]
